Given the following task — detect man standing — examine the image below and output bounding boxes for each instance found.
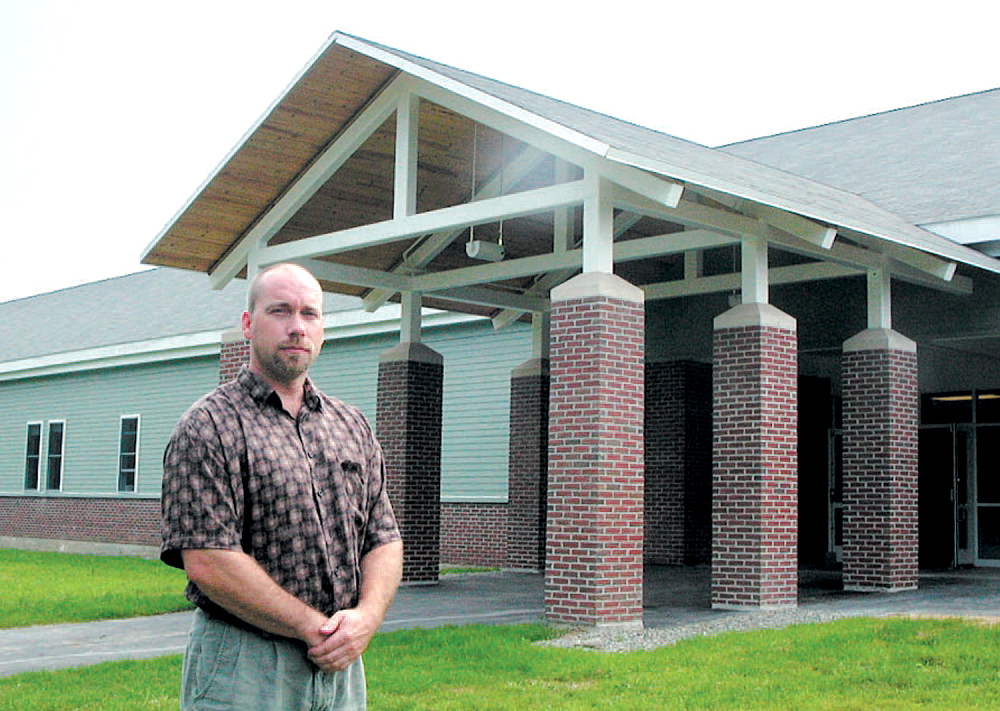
[161,263,403,710]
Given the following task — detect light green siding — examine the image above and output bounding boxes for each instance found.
[0,357,219,496]
[309,319,533,502]
[1,318,532,504]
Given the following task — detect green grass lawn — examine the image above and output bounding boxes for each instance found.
[2,550,1000,710]
[0,549,191,628]
[3,619,1000,710]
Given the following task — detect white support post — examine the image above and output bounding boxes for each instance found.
[684,250,703,281]
[553,159,574,254]
[741,231,769,304]
[400,291,422,343]
[531,311,550,361]
[394,94,419,219]
[867,265,892,330]
[582,175,614,274]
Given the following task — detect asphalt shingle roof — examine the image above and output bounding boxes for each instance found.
[719,89,1000,226]
[0,268,361,363]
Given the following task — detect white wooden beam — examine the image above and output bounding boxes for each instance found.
[490,210,640,329]
[741,231,769,304]
[413,251,582,292]
[259,180,589,265]
[428,286,549,313]
[583,174,614,273]
[400,290,422,343]
[411,76,683,211]
[867,265,892,330]
[362,145,550,311]
[209,73,419,289]
[643,261,862,301]
[693,186,837,250]
[767,228,971,295]
[861,235,958,282]
[394,93,419,219]
[283,258,413,291]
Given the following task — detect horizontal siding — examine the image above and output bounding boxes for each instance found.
[1,318,532,504]
[429,321,532,501]
[309,320,533,502]
[0,357,219,496]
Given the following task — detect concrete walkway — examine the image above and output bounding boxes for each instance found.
[3,567,999,677]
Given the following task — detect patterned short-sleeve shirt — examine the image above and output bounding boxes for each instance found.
[161,368,400,617]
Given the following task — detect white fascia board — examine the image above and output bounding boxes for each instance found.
[0,331,224,382]
[142,33,343,266]
[1,307,486,383]
[922,215,1000,245]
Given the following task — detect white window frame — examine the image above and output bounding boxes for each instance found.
[45,420,66,491]
[118,414,141,493]
[24,421,43,491]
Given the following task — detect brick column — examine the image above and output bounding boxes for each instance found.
[644,360,712,566]
[376,342,443,584]
[219,328,249,383]
[506,358,549,572]
[712,303,798,610]
[842,328,918,592]
[545,273,644,627]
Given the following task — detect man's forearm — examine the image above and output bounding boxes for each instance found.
[355,540,404,625]
[181,548,327,645]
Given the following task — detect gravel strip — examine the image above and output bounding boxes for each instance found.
[540,608,865,653]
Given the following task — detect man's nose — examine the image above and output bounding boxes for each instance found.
[288,312,307,335]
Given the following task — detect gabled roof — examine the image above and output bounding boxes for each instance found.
[0,268,359,364]
[719,89,1000,227]
[140,32,1000,319]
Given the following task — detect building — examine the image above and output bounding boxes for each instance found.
[3,32,999,626]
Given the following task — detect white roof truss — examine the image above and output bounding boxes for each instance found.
[211,44,973,324]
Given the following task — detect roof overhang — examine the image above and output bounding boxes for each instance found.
[141,32,1000,325]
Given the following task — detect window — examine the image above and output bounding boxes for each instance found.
[24,422,42,490]
[46,421,65,491]
[118,416,140,493]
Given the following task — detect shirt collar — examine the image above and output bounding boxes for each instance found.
[237,367,322,412]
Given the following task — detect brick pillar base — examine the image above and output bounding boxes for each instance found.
[545,273,645,628]
[644,360,712,566]
[220,329,250,383]
[712,304,798,610]
[842,329,919,593]
[506,358,549,572]
[376,342,443,584]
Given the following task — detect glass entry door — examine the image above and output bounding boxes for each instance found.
[918,425,975,568]
[976,424,1000,565]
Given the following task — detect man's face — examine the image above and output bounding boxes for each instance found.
[242,267,324,387]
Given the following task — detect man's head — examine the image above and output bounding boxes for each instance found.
[242,264,324,388]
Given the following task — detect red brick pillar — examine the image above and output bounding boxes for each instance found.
[545,273,645,627]
[842,328,918,592]
[219,329,250,383]
[712,303,798,609]
[506,358,549,572]
[376,342,443,584]
[645,360,712,565]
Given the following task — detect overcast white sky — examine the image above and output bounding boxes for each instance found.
[1,0,996,304]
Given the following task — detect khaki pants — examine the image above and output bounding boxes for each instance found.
[182,608,366,710]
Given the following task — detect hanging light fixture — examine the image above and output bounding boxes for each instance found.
[466,122,506,262]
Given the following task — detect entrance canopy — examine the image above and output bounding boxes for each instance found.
[141,33,1000,326]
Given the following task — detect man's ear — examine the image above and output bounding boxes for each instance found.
[241,310,253,340]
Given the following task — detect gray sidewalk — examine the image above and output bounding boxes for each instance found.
[3,567,999,677]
